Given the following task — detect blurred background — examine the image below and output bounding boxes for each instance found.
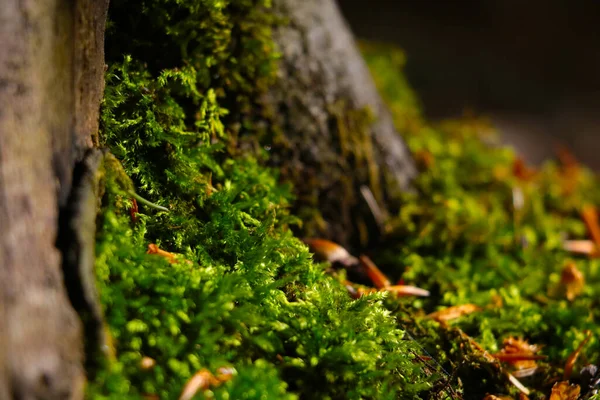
[338,0,600,169]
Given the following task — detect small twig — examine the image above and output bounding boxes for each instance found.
[360,185,387,231]
[127,190,169,212]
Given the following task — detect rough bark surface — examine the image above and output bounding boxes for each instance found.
[0,0,109,398]
[267,0,417,250]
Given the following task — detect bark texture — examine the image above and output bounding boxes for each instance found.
[267,0,416,250]
[0,0,109,398]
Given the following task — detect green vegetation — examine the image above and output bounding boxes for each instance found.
[90,1,600,399]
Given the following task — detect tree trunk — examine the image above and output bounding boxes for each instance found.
[266,0,416,250]
[0,0,109,398]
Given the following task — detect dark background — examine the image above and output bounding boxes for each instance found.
[338,0,600,168]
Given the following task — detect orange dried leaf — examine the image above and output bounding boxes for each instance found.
[513,157,536,181]
[427,304,481,322]
[581,205,600,251]
[147,243,176,261]
[549,381,580,400]
[304,239,358,267]
[344,282,377,299]
[564,330,592,380]
[495,337,542,370]
[384,285,430,297]
[415,150,434,170]
[492,354,546,362]
[147,244,192,265]
[178,368,234,400]
[561,262,585,301]
[359,255,391,289]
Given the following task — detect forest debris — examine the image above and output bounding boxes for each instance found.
[307,241,429,298]
[358,255,429,296]
[130,197,139,223]
[492,337,544,370]
[556,144,580,172]
[563,240,597,256]
[555,144,581,196]
[147,244,192,265]
[511,367,539,378]
[304,238,358,267]
[178,367,235,400]
[513,187,525,211]
[140,357,156,370]
[147,243,177,263]
[513,157,536,181]
[507,373,531,395]
[360,185,388,230]
[385,285,430,297]
[454,327,531,395]
[564,330,592,380]
[359,255,390,288]
[581,205,600,253]
[415,149,435,170]
[549,381,580,400]
[560,262,585,301]
[426,304,481,322]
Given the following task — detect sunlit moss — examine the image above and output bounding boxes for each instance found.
[89,1,431,399]
[91,0,600,398]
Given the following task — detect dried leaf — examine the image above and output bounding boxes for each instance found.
[494,337,543,370]
[140,357,156,370]
[513,158,536,181]
[147,244,192,265]
[415,149,435,170]
[427,304,481,322]
[304,239,358,267]
[563,240,597,256]
[178,367,234,400]
[561,262,585,301]
[582,205,600,252]
[384,285,430,297]
[564,330,592,380]
[359,255,390,288]
[549,381,580,400]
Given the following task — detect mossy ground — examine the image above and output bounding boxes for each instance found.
[90,1,600,399]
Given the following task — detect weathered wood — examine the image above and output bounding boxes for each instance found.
[266,0,416,250]
[0,0,109,397]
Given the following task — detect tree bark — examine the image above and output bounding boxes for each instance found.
[0,0,109,398]
[266,0,416,250]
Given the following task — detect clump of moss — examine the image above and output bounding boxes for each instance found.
[363,43,600,398]
[89,1,432,399]
[93,0,600,398]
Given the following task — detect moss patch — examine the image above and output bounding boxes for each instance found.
[363,43,600,399]
[89,1,430,399]
[90,2,600,399]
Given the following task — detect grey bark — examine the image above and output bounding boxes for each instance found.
[267,0,416,250]
[0,0,109,398]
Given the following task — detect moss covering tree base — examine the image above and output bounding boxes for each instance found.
[90,1,600,399]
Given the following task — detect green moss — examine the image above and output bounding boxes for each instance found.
[89,1,431,399]
[363,44,600,398]
[92,1,600,398]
